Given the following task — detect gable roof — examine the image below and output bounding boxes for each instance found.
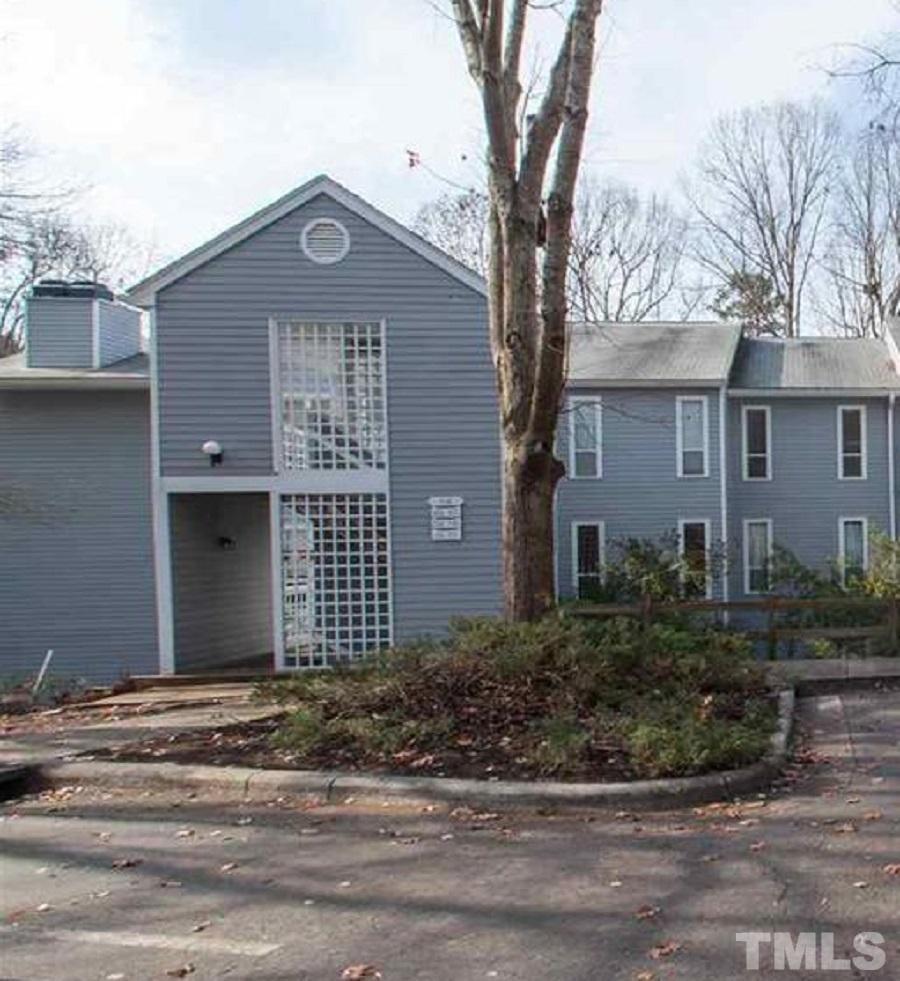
[568,322,743,387]
[127,174,487,307]
[729,337,900,392]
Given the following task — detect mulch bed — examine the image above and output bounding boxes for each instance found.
[90,714,641,782]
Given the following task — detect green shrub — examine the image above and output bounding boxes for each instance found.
[264,613,773,780]
[625,700,776,778]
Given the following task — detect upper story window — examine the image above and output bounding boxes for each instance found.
[676,395,709,478]
[838,405,867,480]
[742,405,771,480]
[572,521,604,598]
[744,518,773,595]
[568,398,602,478]
[839,517,868,586]
[276,321,387,471]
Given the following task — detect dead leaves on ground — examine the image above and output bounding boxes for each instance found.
[883,863,900,876]
[634,904,660,920]
[648,939,683,960]
[341,966,382,980]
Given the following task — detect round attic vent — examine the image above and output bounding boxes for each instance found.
[301,218,350,265]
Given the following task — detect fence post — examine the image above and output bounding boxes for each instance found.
[766,597,778,660]
[641,593,653,629]
[887,598,899,656]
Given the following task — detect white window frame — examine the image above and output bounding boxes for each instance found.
[571,521,605,597]
[837,405,867,481]
[743,518,774,596]
[741,404,772,481]
[568,398,602,479]
[676,395,709,478]
[678,518,713,600]
[838,516,869,587]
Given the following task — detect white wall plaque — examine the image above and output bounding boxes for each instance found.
[428,496,463,541]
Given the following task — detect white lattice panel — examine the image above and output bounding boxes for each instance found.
[278,321,387,471]
[280,493,391,668]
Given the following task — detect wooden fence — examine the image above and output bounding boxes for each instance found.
[565,595,900,658]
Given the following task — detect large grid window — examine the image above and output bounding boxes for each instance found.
[838,405,866,480]
[278,321,387,471]
[676,396,708,477]
[281,493,391,669]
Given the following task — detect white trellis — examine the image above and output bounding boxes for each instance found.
[280,493,391,669]
[278,321,387,472]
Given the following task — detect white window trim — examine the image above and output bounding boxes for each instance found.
[571,520,605,596]
[838,516,869,587]
[743,518,773,596]
[675,394,709,478]
[837,404,868,481]
[741,404,772,481]
[568,397,602,479]
[678,518,713,600]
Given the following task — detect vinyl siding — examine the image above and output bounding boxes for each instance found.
[728,396,892,598]
[156,193,502,642]
[97,300,141,367]
[556,388,725,599]
[170,493,272,670]
[0,389,157,682]
[26,296,94,368]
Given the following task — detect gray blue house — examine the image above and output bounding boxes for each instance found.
[2,174,899,682]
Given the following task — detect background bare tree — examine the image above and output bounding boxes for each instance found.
[689,100,840,336]
[449,0,605,620]
[0,129,155,357]
[817,131,900,337]
[413,188,490,276]
[568,178,688,321]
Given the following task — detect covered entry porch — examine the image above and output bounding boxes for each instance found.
[166,490,392,674]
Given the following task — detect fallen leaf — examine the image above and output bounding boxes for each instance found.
[341,965,382,980]
[834,822,858,834]
[219,862,238,873]
[35,903,51,913]
[749,841,766,852]
[853,881,869,889]
[863,810,883,822]
[159,880,182,889]
[846,797,861,804]
[635,904,660,920]
[111,858,142,870]
[635,973,656,981]
[609,880,623,888]
[191,921,212,933]
[649,940,682,960]
[883,863,900,876]
[165,965,195,978]
[175,828,195,838]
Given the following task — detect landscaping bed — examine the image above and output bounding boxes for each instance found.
[95,616,778,783]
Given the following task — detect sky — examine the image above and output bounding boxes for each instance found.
[1,0,897,270]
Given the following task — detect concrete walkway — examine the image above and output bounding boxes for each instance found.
[0,689,898,980]
[0,687,281,768]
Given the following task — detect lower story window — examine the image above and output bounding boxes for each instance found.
[572,522,604,599]
[281,493,391,668]
[679,519,711,599]
[744,518,773,595]
[839,517,868,586]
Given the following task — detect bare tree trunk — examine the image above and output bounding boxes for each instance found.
[451,0,603,620]
[503,441,564,619]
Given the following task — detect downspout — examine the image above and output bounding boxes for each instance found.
[719,385,729,611]
[889,393,896,541]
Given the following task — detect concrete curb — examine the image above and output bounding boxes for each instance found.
[34,689,795,810]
